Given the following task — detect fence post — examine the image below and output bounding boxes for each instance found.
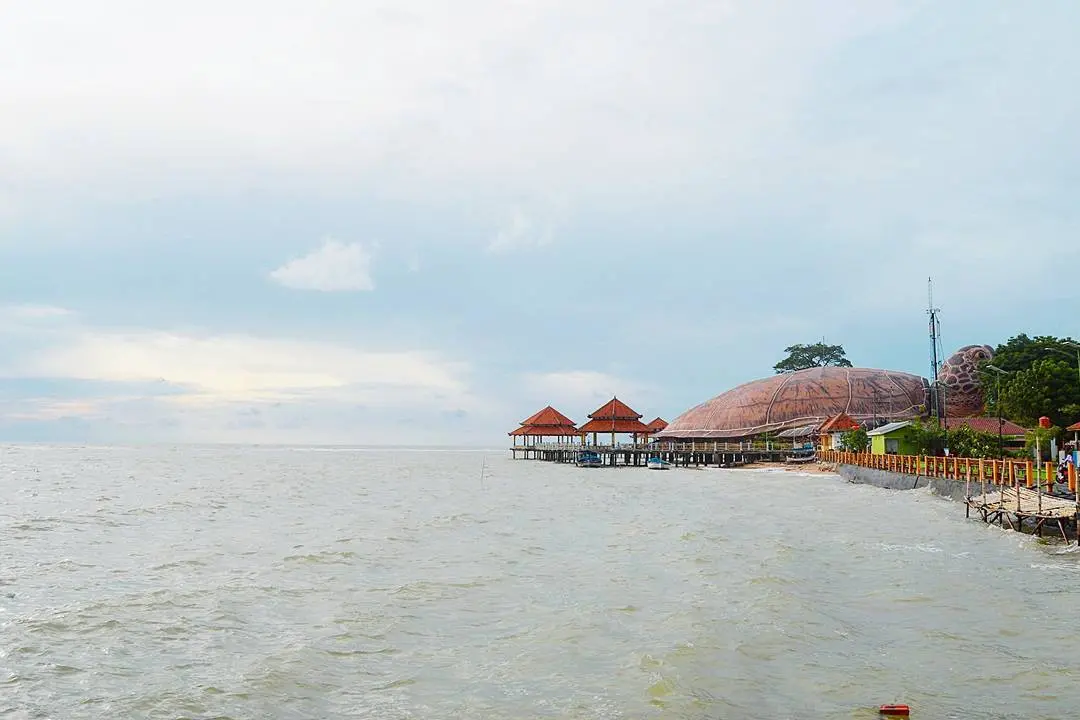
[1026,460,1034,489]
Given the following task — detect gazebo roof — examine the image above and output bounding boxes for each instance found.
[579,418,653,433]
[520,405,578,427]
[1067,421,1080,432]
[588,397,643,421]
[510,405,582,437]
[510,425,583,437]
[580,396,651,434]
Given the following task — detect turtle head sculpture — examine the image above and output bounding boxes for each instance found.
[940,344,994,418]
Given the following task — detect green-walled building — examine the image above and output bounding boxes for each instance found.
[868,421,920,455]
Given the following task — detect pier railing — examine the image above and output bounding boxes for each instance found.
[518,440,801,453]
[821,450,1078,493]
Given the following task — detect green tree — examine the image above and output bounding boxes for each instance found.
[774,342,853,373]
[906,421,1001,458]
[999,359,1077,427]
[1025,425,1061,462]
[909,421,946,456]
[978,334,1080,429]
[944,424,1000,459]
[839,428,869,452]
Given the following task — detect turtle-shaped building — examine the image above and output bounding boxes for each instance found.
[655,345,993,440]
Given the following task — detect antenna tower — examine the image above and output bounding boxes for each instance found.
[927,278,946,430]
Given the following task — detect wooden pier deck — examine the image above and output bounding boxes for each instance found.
[821,450,1080,544]
[966,486,1079,541]
[510,441,801,467]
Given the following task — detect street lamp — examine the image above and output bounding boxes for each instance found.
[986,364,1011,459]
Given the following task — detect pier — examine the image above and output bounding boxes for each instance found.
[509,397,809,468]
[823,450,1080,543]
[511,440,794,467]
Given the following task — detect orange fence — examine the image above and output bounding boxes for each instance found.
[820,450,1078,493]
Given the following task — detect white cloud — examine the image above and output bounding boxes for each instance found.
[521,370,656,417]
[0,304,75,321]
[26,330,463,404]
[488,207,554,253]
[0,0,911,208]
[0,314,499,443]
[269,239,375,292]
[6,399,103,422]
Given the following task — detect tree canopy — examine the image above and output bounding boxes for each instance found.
[978,334,1080,429]
[908,421,1003,459]
[774,342,853,374]
[839,427,869,452]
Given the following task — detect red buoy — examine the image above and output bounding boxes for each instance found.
[879,705,910,716]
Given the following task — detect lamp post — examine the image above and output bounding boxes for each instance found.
[987,364,1011,459]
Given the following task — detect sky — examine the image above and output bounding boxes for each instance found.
[1,0,1078,446]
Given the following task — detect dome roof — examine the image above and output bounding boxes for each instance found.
[657,367,929,439]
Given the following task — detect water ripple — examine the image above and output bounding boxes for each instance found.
[3,446,1080,718]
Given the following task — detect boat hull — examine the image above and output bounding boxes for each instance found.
[576,452,604,468]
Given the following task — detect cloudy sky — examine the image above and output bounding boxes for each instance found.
[1,1,1077,445]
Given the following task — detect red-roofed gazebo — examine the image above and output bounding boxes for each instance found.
[644,417,668,441]
[579,397,652,446]
[509,406,584,446]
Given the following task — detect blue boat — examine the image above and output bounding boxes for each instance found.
[647,456,671,470]
[576,450,603,468]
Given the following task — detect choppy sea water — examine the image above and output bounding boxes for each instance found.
[3,445,1080,719]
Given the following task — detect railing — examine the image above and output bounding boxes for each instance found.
[821,450,1078,493]
[513,440,802,453]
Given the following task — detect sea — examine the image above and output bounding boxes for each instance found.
[2,445,1080,719]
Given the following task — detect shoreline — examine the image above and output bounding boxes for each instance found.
[724,461,839,477]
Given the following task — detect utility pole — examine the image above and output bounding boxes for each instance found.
[987,364,1009,460]
[927,278,944,430]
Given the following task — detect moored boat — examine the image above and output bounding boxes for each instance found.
[646,456,671,470]
[576,450,603,468]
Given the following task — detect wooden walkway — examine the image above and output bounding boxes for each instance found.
[967,486,1079,541]
[509,442,800,467]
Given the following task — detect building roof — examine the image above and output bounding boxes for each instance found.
[947,416,1028,436]
[776,424,819,438]
[579,418,653,434]
[588,397,643,420]
[510,405,582,437]
[645,417,668,432]
[510,425,583,437]
[1067,421,1080,432]
[819,412,861,433]
[520,405,578,427]
[867,420,913,436]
